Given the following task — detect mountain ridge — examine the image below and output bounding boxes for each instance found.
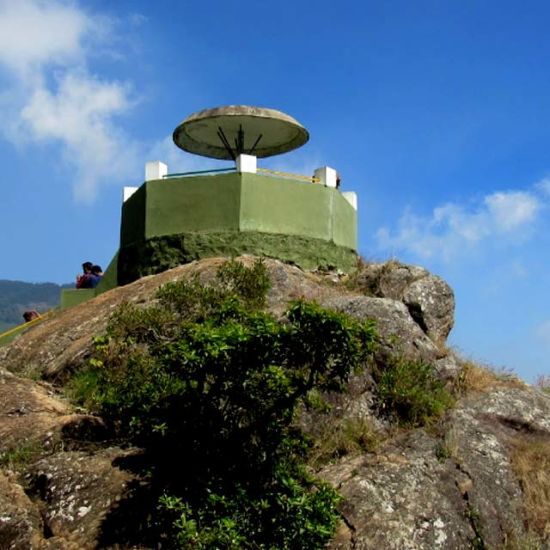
[0,280,70,331]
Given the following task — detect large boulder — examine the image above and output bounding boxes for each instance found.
[2,255,545,549]
[322,383,550,549]
[0,471,44,550]
[0,366,140,549]
[353,260,455,346]
[0,257,458,383]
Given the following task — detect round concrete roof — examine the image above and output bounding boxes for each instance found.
[173,105,309,160]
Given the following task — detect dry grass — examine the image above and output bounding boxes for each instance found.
[454,361,525,395]
[344,256,402,295]
[510,437,550,540]
[535,375,550,394]
[435,427,459,461]
[309,416,382,469]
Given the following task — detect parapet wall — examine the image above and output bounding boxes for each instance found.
[116,173,357,284]
[121,172,356,249]
[60,173,358,308]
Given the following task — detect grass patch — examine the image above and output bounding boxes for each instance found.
[0,440,43,471]
[535,375,550,395]
[309,416,381,468]
[374,356,454,427]
[503,530,545,550]
[434,428,459,461]
[510,437,550,539]
[454,361,525,395]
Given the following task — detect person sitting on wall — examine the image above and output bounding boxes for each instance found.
[76,262,93,288]
[23,310,40,323]
[88,265,104,288]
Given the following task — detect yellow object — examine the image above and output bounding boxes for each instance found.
[257,168,321,183]
[0,309,55,341]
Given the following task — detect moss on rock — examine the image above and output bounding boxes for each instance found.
[117,231,357,285]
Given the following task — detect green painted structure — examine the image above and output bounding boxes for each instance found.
[61,171,358,309]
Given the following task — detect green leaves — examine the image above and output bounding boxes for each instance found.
[374,356,454,426]
[72,259,377,548]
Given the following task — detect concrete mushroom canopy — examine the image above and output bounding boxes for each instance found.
[173,105,309,160]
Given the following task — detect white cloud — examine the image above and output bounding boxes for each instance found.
[377,189,542,262]
[0,0,91,75]
[485,191,540,231]
[536,176,550,197]
[0,0,139,201]
[20,72,137,200]
[129,13,148,27]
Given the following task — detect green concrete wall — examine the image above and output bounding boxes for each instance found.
[117,231,357,284]
[57,173,358,310]
[120,173,356,250]
[239,175,330,240]
[60,288,96,309]
[95,251,119,294]
[330,192,358,249]
[145,174,241,238]
[239,174,356,249]
[115,172,358,285]
[120,185,146,247]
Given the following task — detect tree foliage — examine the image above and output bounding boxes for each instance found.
[73,260,377,548]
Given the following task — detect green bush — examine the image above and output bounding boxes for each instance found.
[216,257,271,310]
[374,356,454,426]
[72,259,376,549]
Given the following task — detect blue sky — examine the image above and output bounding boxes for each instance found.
[1,0,549,382]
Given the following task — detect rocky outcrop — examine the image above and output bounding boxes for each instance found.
[323,383,550,549]
[0,256,547,549]
[0,365,140,549]
[353,260,455,346]
[0,257,459,383]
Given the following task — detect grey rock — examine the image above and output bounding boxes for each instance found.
[322,384,550,549]
[323,432,476,550]
[403,275,455,345]
[354,261,428,300]
[320,294,440,361]
[27,448,137,549]
[0,256,547,549]
[0,471,43,550]
[353,261,455,347]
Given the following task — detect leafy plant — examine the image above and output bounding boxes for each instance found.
[72,259,377,548]
[216,257,271,310]
[374,356,454,426]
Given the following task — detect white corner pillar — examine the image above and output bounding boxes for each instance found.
[342,191,358,210]
[145,161,168,181]
[123,186,138,202]
[236,154,257,174]
[314,166,338,188]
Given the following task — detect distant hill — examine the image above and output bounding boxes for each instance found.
[0,280,68,331]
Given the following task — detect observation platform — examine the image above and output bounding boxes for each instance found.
[60,106,359,309]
